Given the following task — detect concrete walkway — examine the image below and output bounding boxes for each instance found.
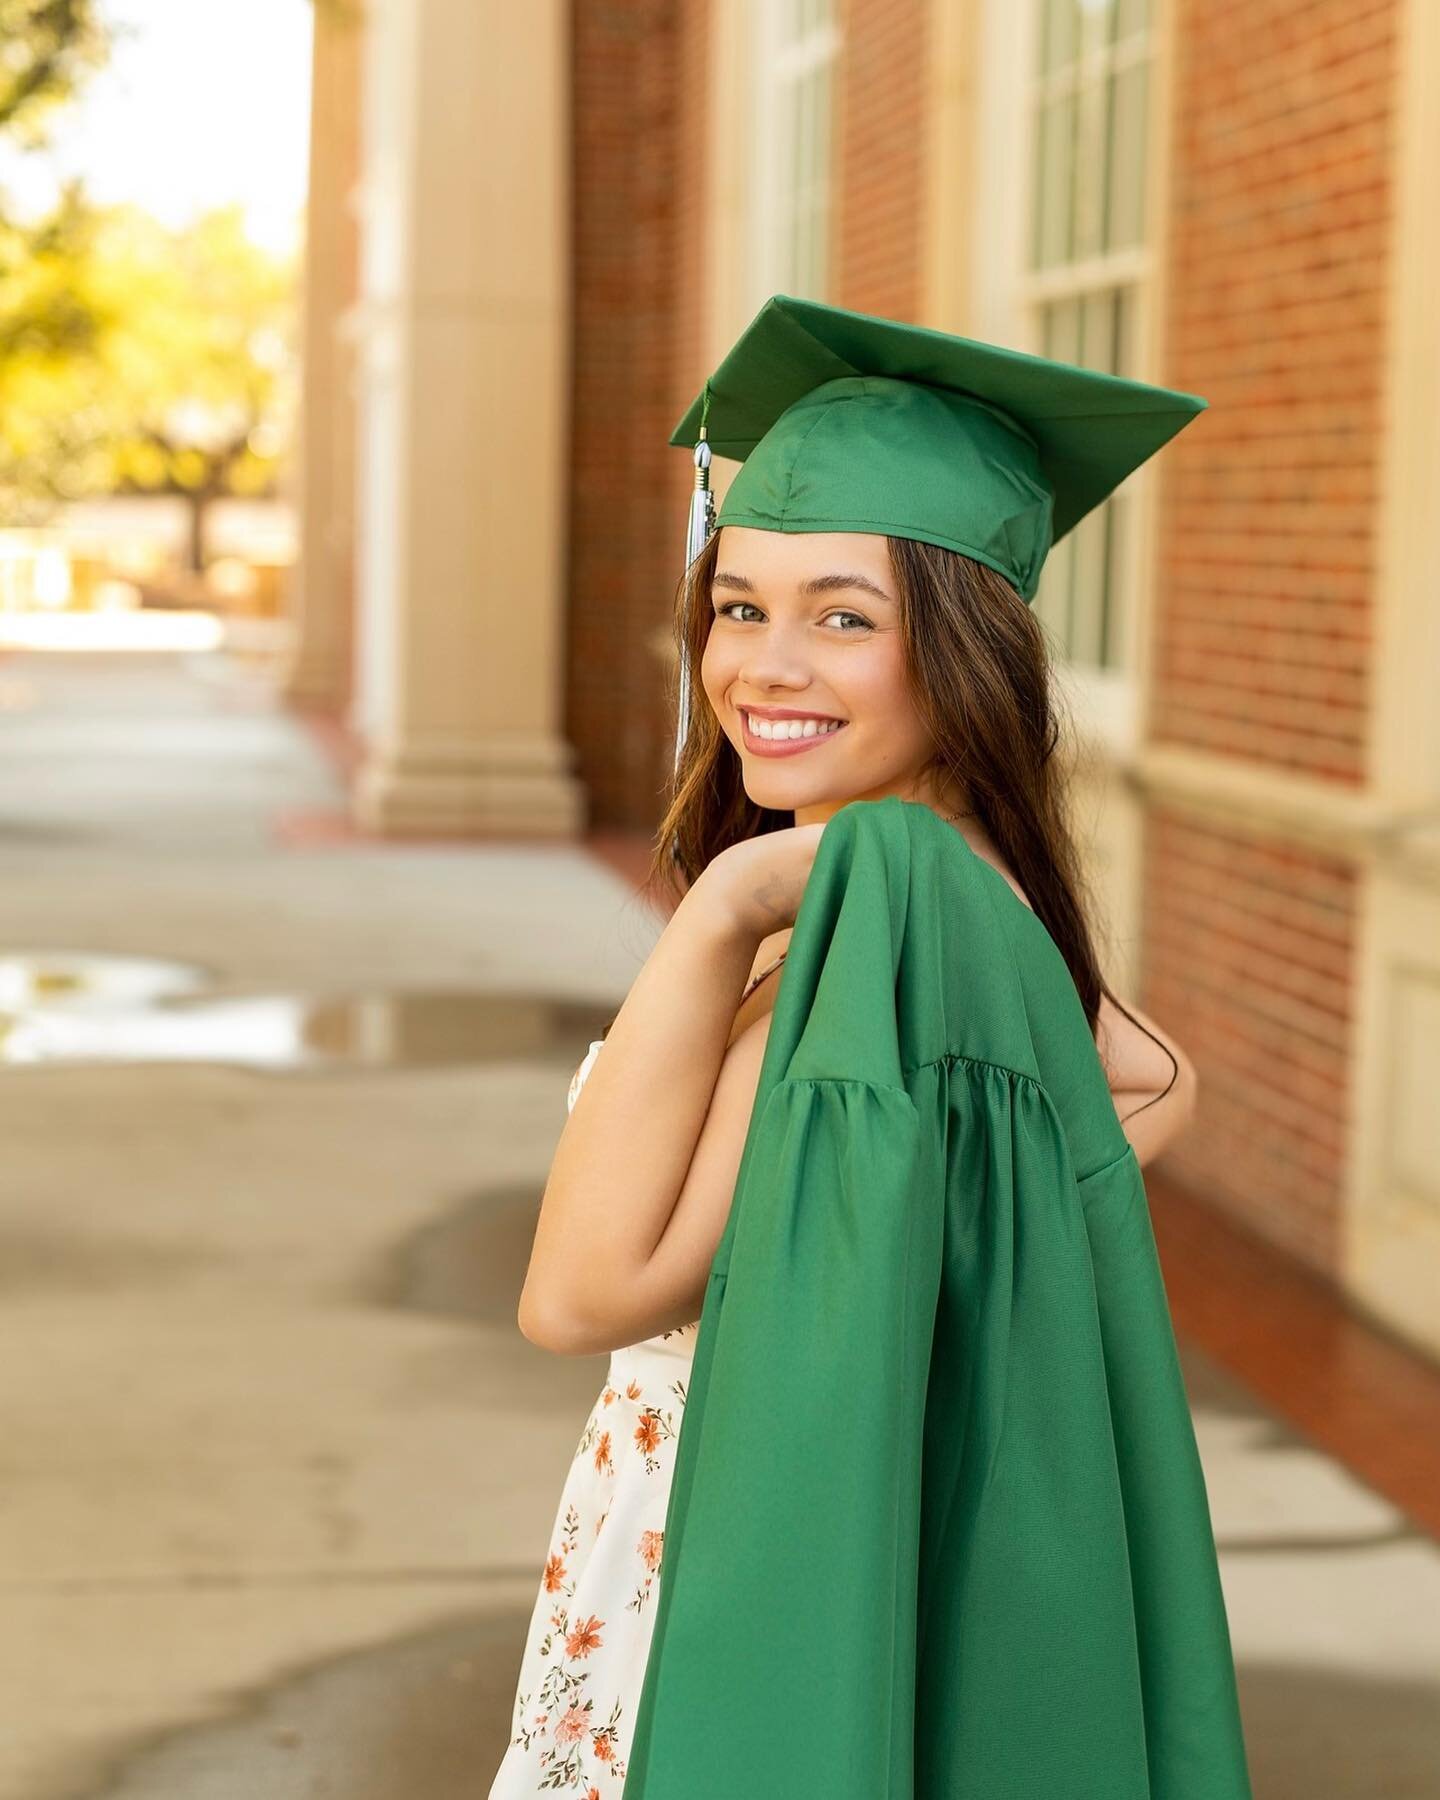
[0,645,1435,1798]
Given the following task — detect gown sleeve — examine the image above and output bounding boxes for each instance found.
[623,1072,941,1798]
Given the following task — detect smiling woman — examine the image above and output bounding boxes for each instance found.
[491,296,1242,1800]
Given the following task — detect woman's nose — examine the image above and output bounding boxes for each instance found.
[739,628,812,690]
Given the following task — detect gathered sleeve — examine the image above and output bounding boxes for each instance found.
[624,1073,941,1799]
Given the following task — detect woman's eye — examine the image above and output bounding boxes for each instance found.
[713,601,870,632]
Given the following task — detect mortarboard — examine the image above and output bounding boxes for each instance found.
[670,294,1206,771]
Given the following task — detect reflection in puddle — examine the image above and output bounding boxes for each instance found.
[0,952,210,1010]
[0,953,612,1072]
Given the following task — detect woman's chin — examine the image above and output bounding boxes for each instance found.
[743,772,856,813]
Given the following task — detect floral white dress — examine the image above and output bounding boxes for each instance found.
[487,1034,699,1796]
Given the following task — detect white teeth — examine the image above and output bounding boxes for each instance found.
[746,713,844,741]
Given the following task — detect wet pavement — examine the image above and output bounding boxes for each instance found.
[0,646,655,1799]
[0,645,1437,1797]
[0,950,612,1071]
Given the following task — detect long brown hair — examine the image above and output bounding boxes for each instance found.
[640,528,1177,1123]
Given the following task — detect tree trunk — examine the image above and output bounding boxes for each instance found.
[187,491,208,574]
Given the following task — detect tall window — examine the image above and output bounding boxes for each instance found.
[1027,0,1155,670]
[750,0,840,303]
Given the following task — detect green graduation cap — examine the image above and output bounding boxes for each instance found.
[668,294,1207,773]
[672,293,1206,601]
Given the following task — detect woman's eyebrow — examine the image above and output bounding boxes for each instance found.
[711,569,895,603]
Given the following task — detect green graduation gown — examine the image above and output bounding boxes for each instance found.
[624,795,1253,1798]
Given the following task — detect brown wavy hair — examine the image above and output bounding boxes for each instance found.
[639,528,1177,1123]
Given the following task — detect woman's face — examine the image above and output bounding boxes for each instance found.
[699,525,940,819]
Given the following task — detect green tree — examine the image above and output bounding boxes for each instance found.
[0,0,111,522]
[0,202,298,559]
[0,0,108,143]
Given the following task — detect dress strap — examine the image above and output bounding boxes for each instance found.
[741,949,788,1003]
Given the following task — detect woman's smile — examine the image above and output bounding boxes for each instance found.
[739,704,850,758]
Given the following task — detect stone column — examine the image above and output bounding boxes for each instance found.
[284,0,362,713]
[349,0,582,837]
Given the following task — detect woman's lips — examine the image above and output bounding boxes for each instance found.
[739,711,849,758]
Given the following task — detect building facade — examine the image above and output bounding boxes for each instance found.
[290,0,1440,1361]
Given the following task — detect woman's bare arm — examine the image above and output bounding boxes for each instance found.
[517,872,767,1356]
[1095,991,1199,1168]
[519,825,826,1358]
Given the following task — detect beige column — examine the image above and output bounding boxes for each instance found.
[348,0,582,837]
[284,0,362,712]
[1347,0,1440,1362]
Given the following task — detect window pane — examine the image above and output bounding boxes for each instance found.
[1032,93,1077,268]
[789,67,805,287]
[1082,0,1118,53]
[1035,534,1074,646]
[1041,296,1081,364]
[1098,490,1123,666]
[1079,287,1115,372]
[1068,503,1108,666]
[1039,0,1080,73]
[1105,58,1148,250]
[812,57,832,293]
[1072,70,1108,262]
[1113,283,1136,376]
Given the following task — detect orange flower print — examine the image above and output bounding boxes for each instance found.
[565,1613,605,1659]
[634,1412,661,1456]
[592,1430,613,1474]
[554,1703,590,1746]
[592,1724,619,1763]
[542,1553,568,1592]
[637,1528,663,1571]
[588,1789,601,1800]
[625,1378,642,1399]
[601,1385,617,1407]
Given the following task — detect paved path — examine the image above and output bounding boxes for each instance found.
[0,644,1435,1797]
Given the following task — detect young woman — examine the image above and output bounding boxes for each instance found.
[487,298,1210,1796]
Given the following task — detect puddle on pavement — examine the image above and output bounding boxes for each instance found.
[0,952,613,1072]
[0,951,210,1010]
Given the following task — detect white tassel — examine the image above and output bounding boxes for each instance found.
[674,433,715,776]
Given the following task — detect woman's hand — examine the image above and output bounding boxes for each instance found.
[696,821,830,942]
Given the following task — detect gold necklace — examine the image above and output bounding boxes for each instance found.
[942,807,975,821]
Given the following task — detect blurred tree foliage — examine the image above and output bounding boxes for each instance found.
[1,202,298,562]
[0,0,108,142]
[0,0,109,421]
[0,1,298,560]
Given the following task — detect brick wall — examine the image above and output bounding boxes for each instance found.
[567,2,706,830]
[1155,0,1399,781]
[834,0,928,318]
[1146,0,1400,1276]
[1142,808,1356,1270]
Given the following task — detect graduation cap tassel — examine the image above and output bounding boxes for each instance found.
[674,389,716,776]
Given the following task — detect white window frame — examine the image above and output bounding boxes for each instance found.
[972,0,1172,758]
[748,0,841,310]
